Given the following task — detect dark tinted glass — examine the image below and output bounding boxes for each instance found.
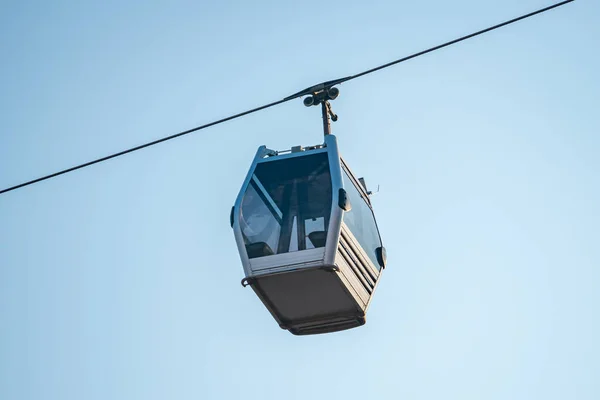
[342,170,382,269]
[240,153,332,258]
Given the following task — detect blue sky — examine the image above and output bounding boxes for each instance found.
[1,1,598,399]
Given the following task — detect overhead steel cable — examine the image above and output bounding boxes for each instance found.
[0,0,574,196]
[340,0,575,83]
[0,99,289,195]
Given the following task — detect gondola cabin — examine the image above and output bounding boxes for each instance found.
[231,134,386,335]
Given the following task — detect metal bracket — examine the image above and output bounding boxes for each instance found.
[257,146,278,159]
[367,185,380,196]
[320,265,340,273]
[241,277,256,287]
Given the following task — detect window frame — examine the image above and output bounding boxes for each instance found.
[340,161,384,270]
[239,150,333,260]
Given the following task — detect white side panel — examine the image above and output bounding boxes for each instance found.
[324,134,343,266]
[335,252,369,307]
[339,222,384,312]
[249,247,325,274]
[340,222,380,279]
[364,266,384,313]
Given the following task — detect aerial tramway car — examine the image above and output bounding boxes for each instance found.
[230,86,387,335]
[0,0,569,336]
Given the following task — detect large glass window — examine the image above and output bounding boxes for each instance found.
[342,169,382,269]
[240,153,332,259]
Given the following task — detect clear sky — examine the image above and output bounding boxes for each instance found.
[0,1,597,399]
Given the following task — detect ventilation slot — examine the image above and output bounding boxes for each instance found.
[338,233,375,295]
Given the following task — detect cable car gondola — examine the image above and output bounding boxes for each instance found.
[0,1,571,335]
[231,88,386,335]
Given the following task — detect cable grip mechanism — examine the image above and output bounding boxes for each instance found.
[302,87,339,136]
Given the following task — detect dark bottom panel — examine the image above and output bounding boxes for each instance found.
[250,267,364,335]
[289,315,365,336]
